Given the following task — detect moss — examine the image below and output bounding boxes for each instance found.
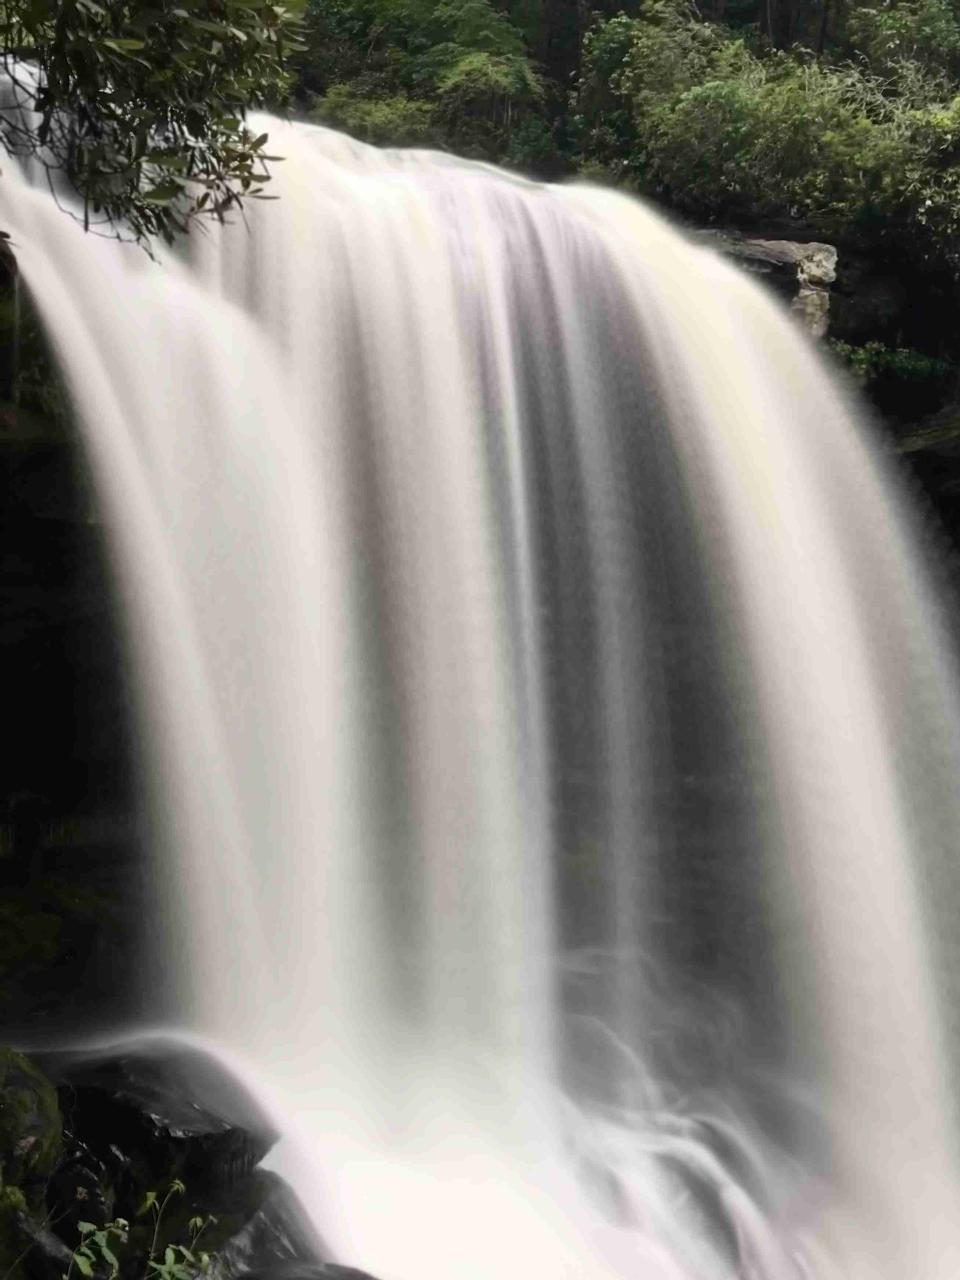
[0,1184,29,1276]
[830,339,955,386]
[0,1050,62,1207]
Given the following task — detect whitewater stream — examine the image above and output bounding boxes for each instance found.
[4,118,960,1279]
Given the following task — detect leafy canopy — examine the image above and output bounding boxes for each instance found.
[571,0,960,271]
[301,0,550,163]
[0,0,304,243]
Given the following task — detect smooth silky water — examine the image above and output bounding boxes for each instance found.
[4,117,960,1278]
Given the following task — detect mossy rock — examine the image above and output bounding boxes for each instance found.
[0,1049,62,1205]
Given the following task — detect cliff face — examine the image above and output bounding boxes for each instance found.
[0,426,143,1033]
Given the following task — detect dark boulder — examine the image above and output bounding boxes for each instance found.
[241,1263,382,1280]
[203,1171,327,1280]
[45,1138,115,1245]
[36,1041,278,1205]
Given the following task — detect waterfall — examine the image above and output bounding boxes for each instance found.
[4,116,960,1279]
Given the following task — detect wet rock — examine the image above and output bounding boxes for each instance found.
[241,1266,381,1280]
[316,1271,381,1280]
[0,1049,62,1206]
[793,242,838,340]
[37,1042,278,1200]
[205,1171,327,1280]
[45,1138,114,1245]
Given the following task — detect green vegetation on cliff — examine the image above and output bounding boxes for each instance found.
[0,1048,62,1214]
[299,0,557,165]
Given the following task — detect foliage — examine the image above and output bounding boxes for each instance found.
[0,1049,62,1201]
[0,0,305,244]
[571,0,960,272]
[846,0,960,77]
[830,338,956,417]
[0,1185,29,1278]
[62,1182,216,1280]
[300,0,552,162]
[639,60,909,219]
[313,85,436,144]
[571,6,753,185]
[138,1181,216,1280]
[65,1219,129,1280]
[830,338,954,383]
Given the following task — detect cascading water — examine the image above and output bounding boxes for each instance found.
[4,115,960,1279]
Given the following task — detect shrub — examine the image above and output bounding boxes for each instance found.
[573,0,960,272]
[300,0,547,161]
[311,87,438,145]
[847,0,960,76]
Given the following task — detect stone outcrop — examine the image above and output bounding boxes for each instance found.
[38,1043,279,1194]
[694,230,838,338]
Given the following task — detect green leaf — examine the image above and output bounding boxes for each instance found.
[74,1256,94,1278]
[142,182,182,203]
[77,1224,97,1236]
[137,1192,157,1216]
